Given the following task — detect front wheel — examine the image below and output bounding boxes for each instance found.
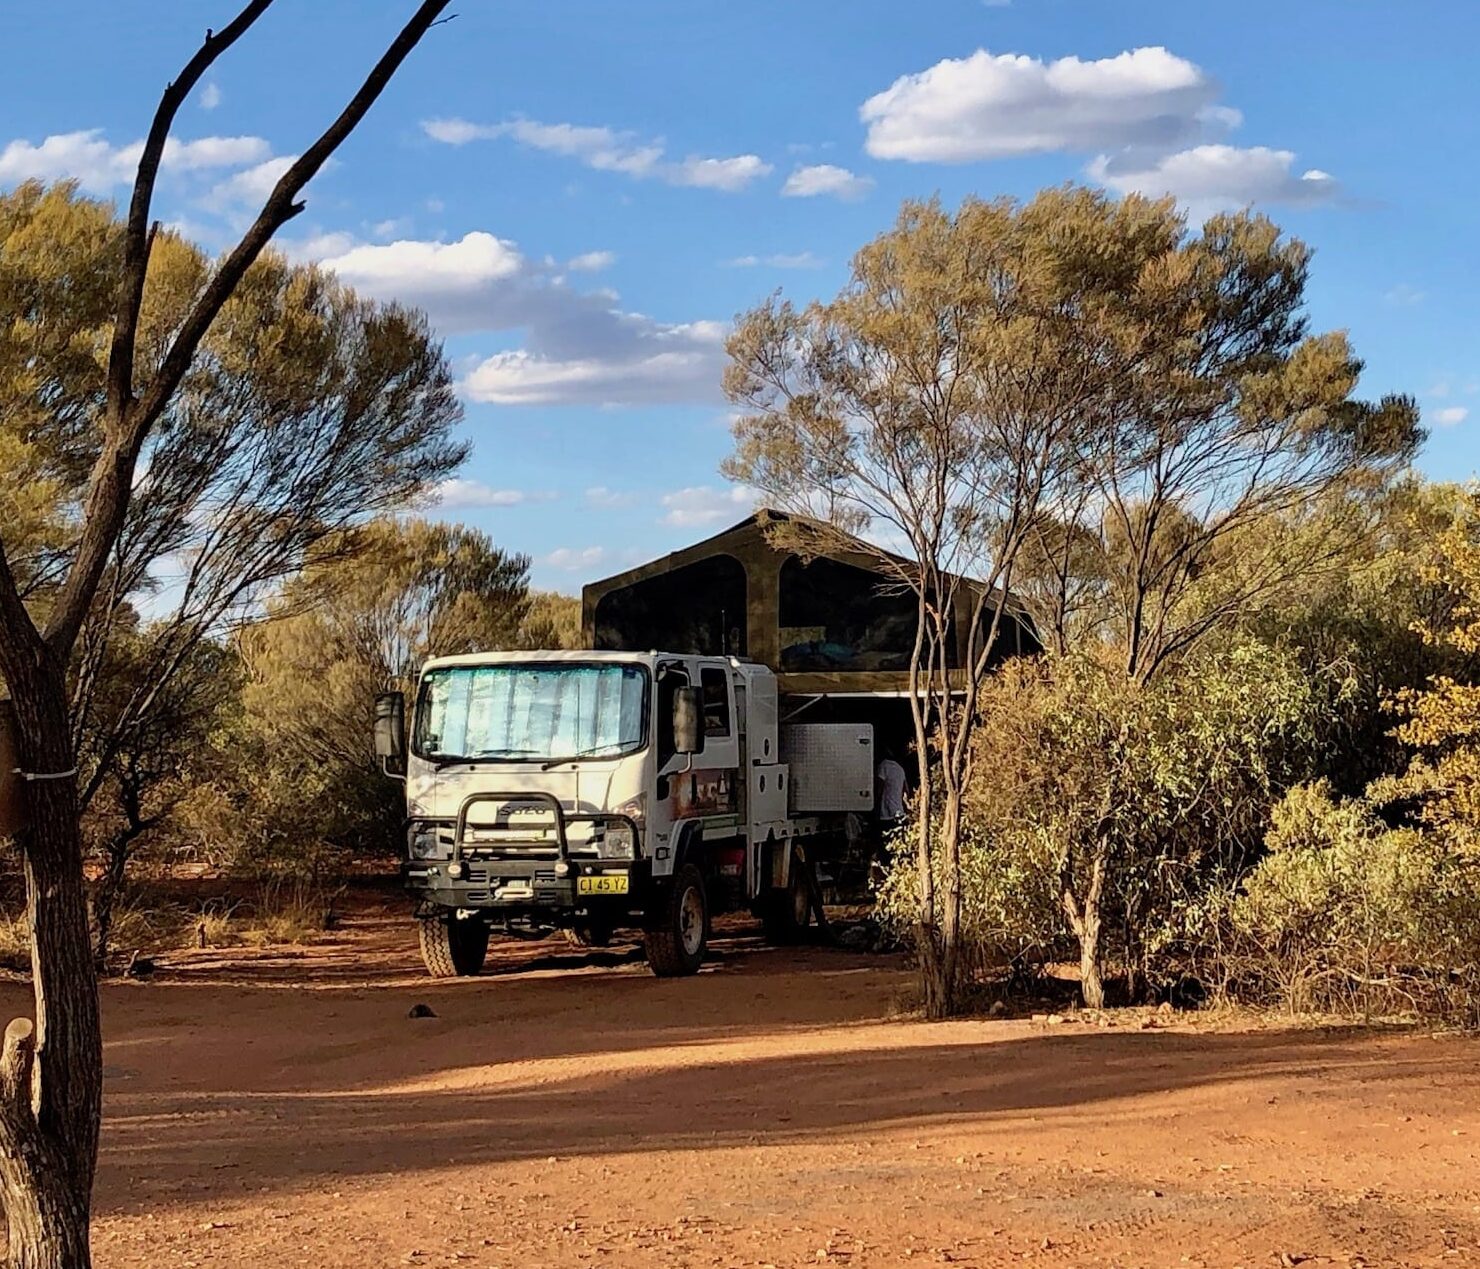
[419,914,489,978]
[644,864,708,977]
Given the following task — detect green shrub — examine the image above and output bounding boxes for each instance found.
[1225,781,1480,1021]
[875,818,1066,987]
[878,641,1321,1004]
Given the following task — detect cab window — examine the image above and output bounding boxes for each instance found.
[656,665,688,767]
[700,667,731,738]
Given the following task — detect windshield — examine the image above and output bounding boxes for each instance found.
[413,662,648,764]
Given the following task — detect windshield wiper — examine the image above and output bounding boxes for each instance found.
[541,744,623,771]
[430,748,543,767]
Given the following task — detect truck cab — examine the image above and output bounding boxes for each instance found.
[375,650,868,978]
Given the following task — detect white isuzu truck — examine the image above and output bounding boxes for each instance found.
[373,650,873,978]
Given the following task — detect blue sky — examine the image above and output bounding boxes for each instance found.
[2,0,1476,591]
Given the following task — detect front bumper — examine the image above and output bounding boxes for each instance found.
[404,791,647,914]
[402,857,651,912]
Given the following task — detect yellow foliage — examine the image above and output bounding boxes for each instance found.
[1377,488,1480,855]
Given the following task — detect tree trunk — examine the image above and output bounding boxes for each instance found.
[0,655,101,1269]
[917,927,949,1020]
[93,796,151,970]
[91,835,129,971]
[914,806,953,1021]
[1078,904,1106,1010]
[915,825,950,1020]
[914,804,968,1020]
[933,788,965,1019]
[1062,845,1109,1011]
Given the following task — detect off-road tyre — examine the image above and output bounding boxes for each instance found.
[643,863,708,977]
[419,914,489,978]
[761,850,812,945]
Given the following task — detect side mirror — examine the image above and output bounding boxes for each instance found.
[673,685,705,756]
[373,691,406,776]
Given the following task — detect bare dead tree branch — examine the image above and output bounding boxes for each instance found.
[107,0,278,412]
[45,0,454,658]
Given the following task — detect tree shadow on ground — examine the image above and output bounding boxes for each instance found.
[93,999,1476,1217]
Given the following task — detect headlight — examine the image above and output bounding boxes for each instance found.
[408,823,444,860]
[598,823,635,860]
[598,794,645,860]
[612,793,645,828]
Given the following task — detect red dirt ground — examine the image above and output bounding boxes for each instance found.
[10,890,1479,1268]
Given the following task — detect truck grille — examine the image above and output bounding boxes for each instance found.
[460,865,560,886]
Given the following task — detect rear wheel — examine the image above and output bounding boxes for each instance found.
[419,914,489,978]
[644,864,708,977]
[761,850,812,945]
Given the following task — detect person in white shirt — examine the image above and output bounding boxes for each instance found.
[869,747,910,885]
[876,750,907,827]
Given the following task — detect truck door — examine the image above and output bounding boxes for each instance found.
[696,661,739,775]
[654,660,741,870]
[651,661,691,873]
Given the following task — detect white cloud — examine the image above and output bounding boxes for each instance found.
[544,546,610,572]
[0,128,270,193]
[660,485,757,528]
[1433,406,1469,427]
[861,46,1222,163]
[321,232,523,322]
[199,82,222,111]
[421,118,490,145]
[463,326,725,408]
[277,230,359,263]
[1088,145,1340,212]
[422,116,772,191]
[424,117,663,176]
[781,164,875,200]
[434,480,556,510]
[160,213,226,248]
[160,136,269,170]
[316,230,729,407]
[724,251,824,269]
[586,486,639,508]
[567,250,615,272]
[1384,283,1425,307]
[202,154,297,210]
[670,154,772,192]
[858,45,1340,216]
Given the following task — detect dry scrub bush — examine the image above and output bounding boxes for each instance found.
[245,877,343,945]
[1220,494,1480,1023]
[876,818,1064,992]
[0,912,29,974]
[188,881,341,949]
[193,902,244,949]
[1224,781,1480,1022]
[878,641,1320,1004]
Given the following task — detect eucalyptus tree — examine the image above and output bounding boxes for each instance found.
[725,193,1102,1016]
[726,187,1419,1013]
[0,4,453,1264]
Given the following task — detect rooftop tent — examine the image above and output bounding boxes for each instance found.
[590,553,748,658]
[777,554,936,673]
[582,511,1039,696]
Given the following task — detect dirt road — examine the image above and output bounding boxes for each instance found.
[11,896,1479,1268]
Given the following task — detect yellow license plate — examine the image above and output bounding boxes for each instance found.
[577,874,629,895]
